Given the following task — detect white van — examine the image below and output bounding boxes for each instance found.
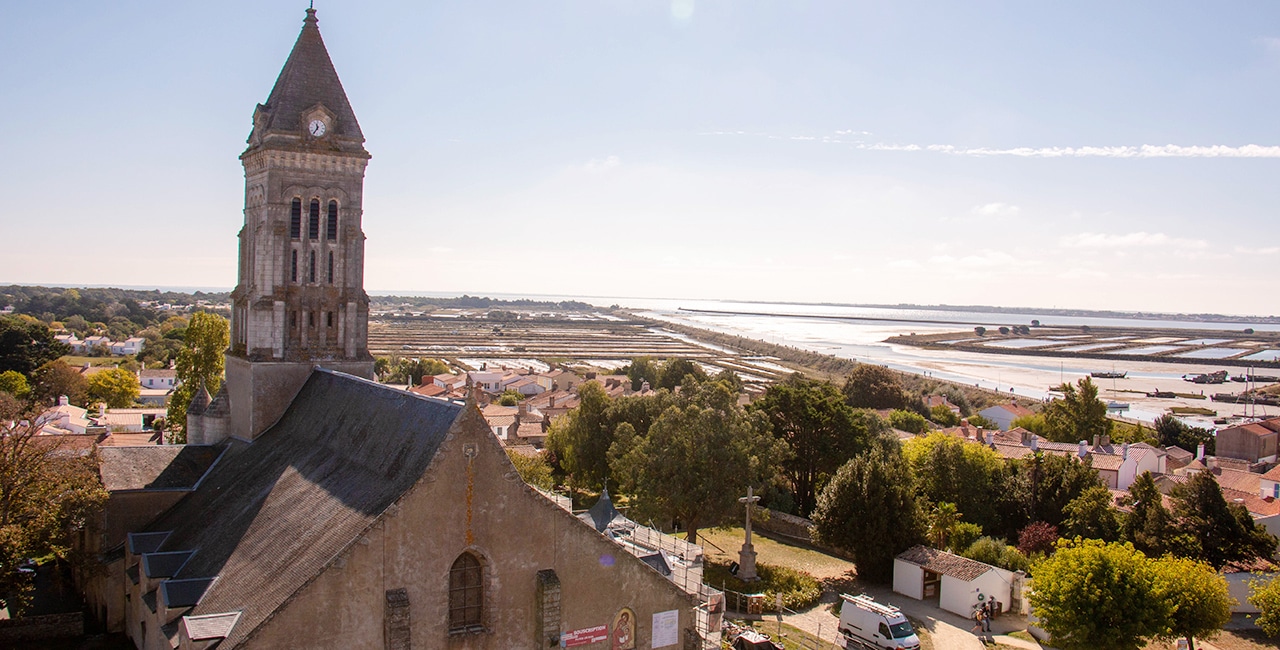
[838,594,921,650]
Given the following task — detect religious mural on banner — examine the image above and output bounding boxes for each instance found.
[611,607,636,650]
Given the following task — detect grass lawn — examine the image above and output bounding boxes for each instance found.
[59,355,126,367]
[685,527,856,581]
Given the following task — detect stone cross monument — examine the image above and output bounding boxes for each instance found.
[738,486,761,581]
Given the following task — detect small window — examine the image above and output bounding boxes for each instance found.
[308,199,320,239]
[327,251,334,284]
[449,553,483,631]
[326,311,333,327]
[327,200,338,240]
[290,250,298,282]
[290,199,301,239]
[309,250,316,283]
[290,311,297,328]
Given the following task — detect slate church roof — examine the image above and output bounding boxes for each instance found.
[255,8,363,142]
[140,369,463,646]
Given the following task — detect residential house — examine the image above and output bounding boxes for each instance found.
[893,546,1019,618]
[977,403,1035,431]
[139,369,178,390]
[535,368,580,393]
[1216,417,1280,464]
[111,337,147,356]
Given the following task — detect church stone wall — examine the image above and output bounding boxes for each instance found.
[223,356,373,441]
[243,408,697,649]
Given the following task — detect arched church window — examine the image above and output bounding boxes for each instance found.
[290,250,298,282]
[290,199,302,240]
[448,552,483,632]
[309,250,316,283]
[327,251,334,284]
[308,199,320,239]
[327,201,338,240]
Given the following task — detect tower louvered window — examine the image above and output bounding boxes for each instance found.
[308,199,320,239]
[290,199,302,239]
[327,251,334,283]
[327,201,338,240]
[290,250,298,282]
[448,553,483,632]
[309,251,316,282]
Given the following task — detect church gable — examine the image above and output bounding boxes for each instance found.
[133,370,463,647]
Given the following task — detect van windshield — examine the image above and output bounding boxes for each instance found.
[889,621,915,639]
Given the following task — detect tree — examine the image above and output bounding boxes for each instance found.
[654,358,706,391]
[0,371,30,399]
[1170,470,1277,569]
[0,316,69,377]
[811,441,925,583]
[87,368,140,408]
[496,389,523,406]
[903,433,1008,534]
[0,401,109,615]
[927,502,960,549]
[1017,521,1059,556]
[1251,574,1280,637]
[1151,556,1232,650]
[166,312,229,438]
[842,365,908,410]
[1025,452,1104,528]
[751,375,881,516]
[966,414,997,429]
[1120,472,1172,557]
[546,381,613,491]
[949,522,983,554]
[624,356,658,392]
[506,449,555,491]
[31,360,89,406]
[610,381,784,544]
[1061,485,1122,542]
[1040,378,1111,443]
[929,404,960,427]
[1029,539,1171,650]
[962,536,1030,573]
[1154,414,1214,456]
[887,409,929,434]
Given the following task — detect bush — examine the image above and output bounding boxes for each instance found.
[888,409,930,434]
[949,523,983,554]
[703,562,822,611]
[1018,522,1060,556]
[963,536,1030,573]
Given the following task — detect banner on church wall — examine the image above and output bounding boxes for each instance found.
[561,625,608,647]
[652,609,679,648]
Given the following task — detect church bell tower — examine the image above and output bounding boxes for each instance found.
[216,8,375,441]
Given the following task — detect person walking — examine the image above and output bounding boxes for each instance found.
[983,600,993,633]
[970,607,985,635]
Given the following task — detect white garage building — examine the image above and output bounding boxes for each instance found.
[893,546,1016,618]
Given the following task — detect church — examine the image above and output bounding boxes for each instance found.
[84,9,710,649]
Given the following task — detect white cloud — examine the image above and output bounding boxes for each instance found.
[581,155,621,174]
[1060,232,1207,250]
[1234,245,1280,255]
[971,202,1020,217]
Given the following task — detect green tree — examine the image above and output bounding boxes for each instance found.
[811,441,925,583]
[1154,414,1215,456]
[87,368,140,408]
[1061,485,1122,542]
[842,365,908,410]
[1170,470,1277,569]
[903,433,1008,534]
[624,356,659,391]
[1251,574,1280,637]
[1021,452,1104,528]
[506,449,555,491]
[966,414,997,429]
[1040,377,1111,443]
[929,404,960,426]
[31,360,89,406]
[0,371,31,399]
[962,536,1030,573]
[497,389,523,406]
[887,409,929,434]
[949,522,983,554]
[610,381,784,544]
[0,316,69,376]
[927,502,960,549]
[1120,472,1172,556]
[655,358,706,391]
[1029,539,1171,650]
[166,312,229,438]
[1151,556,1233,650]
[751,375,881,516]
[0,401,109,615]
[546,381,613,491]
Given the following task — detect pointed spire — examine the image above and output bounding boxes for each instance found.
[189,380,211,417]
[253,7,364,144]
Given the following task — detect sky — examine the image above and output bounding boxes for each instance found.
[2,1,1279,315]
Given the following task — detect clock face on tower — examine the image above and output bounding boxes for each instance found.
[308,119,327,137]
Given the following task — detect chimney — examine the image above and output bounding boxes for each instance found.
[549,396,557,409]
[1030,435,1038,451]
[98,403,106,418]
[58,395,69,406]
[1079,440,1088,458]
[1196,443,1205,461]
[518,402,527,417]
[985,429,994,445]
[1101,434,1110,447]
[1122,442,1129,460]
[1093,434,1101,448]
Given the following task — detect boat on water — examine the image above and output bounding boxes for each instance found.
[1107,401,1130,410]
[1092,371,1127,379]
